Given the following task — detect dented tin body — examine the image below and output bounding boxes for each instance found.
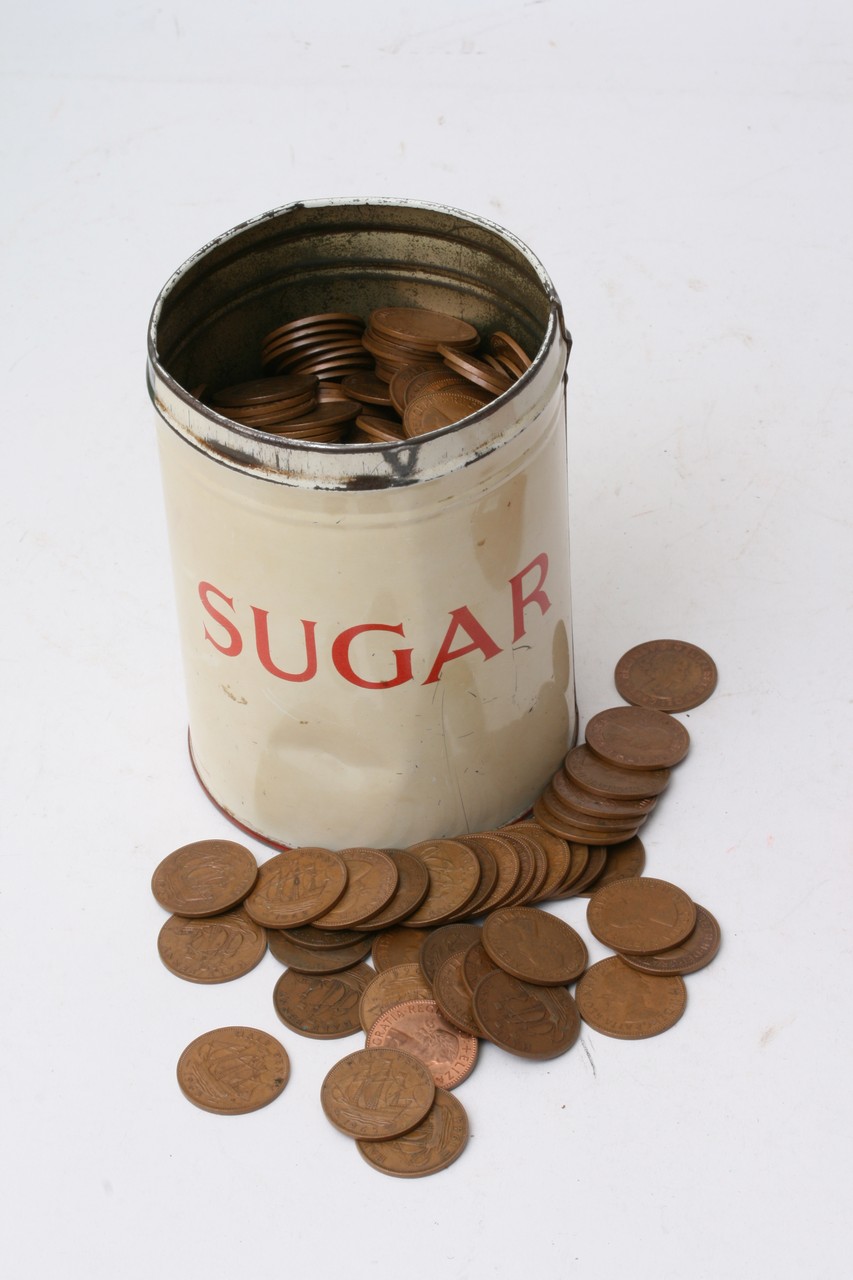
[147,199,576,849]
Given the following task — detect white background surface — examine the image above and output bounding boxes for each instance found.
[2,3,851,1277]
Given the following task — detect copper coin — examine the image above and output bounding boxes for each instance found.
[243,847,347,928]
[372,926,433,972]
[537,788,642,834]
[549,768,656,820]
[575,957,687,1039]
[177,1026,289,1115]
[490,330,532,370]
[587,877,697,954]
[354,414,408,443]
[550,841,590,897]
[340,371,393,405]
[577,836,646,896]
[482,907,588,985]
[533,797,641,845]
[321,1048,435,1139]
[366,999,478,1089]
[419,923,483,983]
[461,941,501,995]
[152,839,258,918]
[615,639,718,712]
[210,374,318,408]
[558,844,607,896]
[564,744,671,799]
[395,366,468,409]
[359,963,434,1033]
[310,847,398,929]
[158,907,267,983]
[472,970,580,1060]
[267,929,373,974]
[273,964,374,1039]
[456,832,521,914]
[357,1089,469,1178]
[509,823,573,904]
[403,387,493,437]
[585,706,690,771]
[505,831,551,905]
[432,952,482,1037]
[263,313,363,343]
[489,832,539,908]
[354,850,430,930]
[404,840,482,927]
[448,838,498,918]
[277,923,369,950]
[438,345,513,395]
[222,398,317,429]
[370,307,479,351]
[620,904,721,976]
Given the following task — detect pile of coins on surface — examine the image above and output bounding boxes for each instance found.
[204,306,533,445]
[152,638,721,1177]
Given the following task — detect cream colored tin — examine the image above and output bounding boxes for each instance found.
[148,199,576,849]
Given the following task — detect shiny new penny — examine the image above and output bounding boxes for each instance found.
[372,926,433,972]
[357,1089,469,1179]
[472,970,580,1060]
[404,840,482,927]
[482,907,588,985]
[575,957,687,1039]
[620,904,721,976]
[177,1026,289,1115]
[577,836,646,896]
[310,847,398,929]
[432,952,481,1037]
[585,706,690,771]
[273,964,374,1039]
[587,877,697,954]
[366,999,478,1089]
[615,639,718,712]
[243,847,347,928]
[420,923,483,983]
[359,963,434,1033]
[152,839,258,918]
[354,850,430,931]
[565,744,671,799]
[267,929,373,974]
[321,1048,435,1139]
[158,907,267,983]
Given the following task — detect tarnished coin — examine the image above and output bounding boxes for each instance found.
[449,838,498,918]
[152,839,258,918]
[370,307,479,351]
[456,832,521,914]
[587,877,696,954]
[576,957,687,1039]
[577,836,646,896]
[359,963,434,1033]
[403,387,492,437]
[357,1089,469,1179]
[267,929,373,974]
[482,907,588,985]
[489,832,539,908]
[419,923,483,983]
[277,923,369,950]
[372,926,433,972]
[585,706,690,771]
[490,330,532,371]
[509,823,573,904]
[273,964,374,1039]
[461,941,501,995]
[243,847,347,928]
[558,844,607,896]
[533,797,641,845]
[549,768,656,821]
[564,744,671,799]
[472,970,580,1060]
[310,847,398,929]
[404,840,482,927]
[321,1048,435,1139]
[537,789,642,834]
[550,841,590,898]
[354,850,430,931]
[620,904,721,976]
[366,998,479,1089]
[177,1026,289,1115]
[158,907,267,983]
[615,639,718,712]
[432,952,481,1037]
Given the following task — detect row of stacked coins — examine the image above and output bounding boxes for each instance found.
[204,306,533,445]
[153,638,720,1176]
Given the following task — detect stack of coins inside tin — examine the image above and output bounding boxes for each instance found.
[202,307,533,444]
[154,639,721,1178]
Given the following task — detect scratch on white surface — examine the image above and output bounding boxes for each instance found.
[580,1036,597,1077]
[759,1015,796,1048]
